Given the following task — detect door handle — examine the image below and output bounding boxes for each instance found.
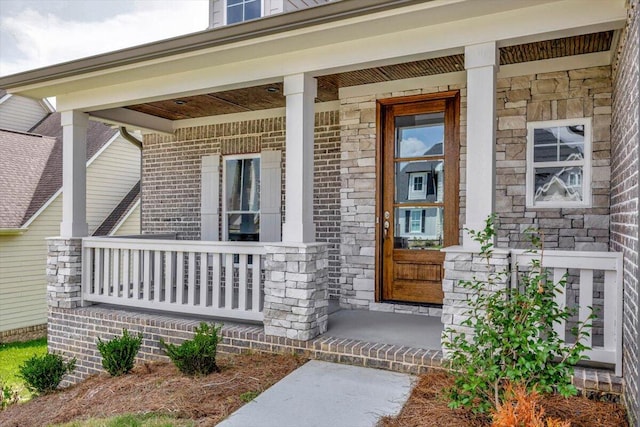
[383,220,390,239]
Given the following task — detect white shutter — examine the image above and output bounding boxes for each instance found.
[260,150,282,242]
[201,155,220,241]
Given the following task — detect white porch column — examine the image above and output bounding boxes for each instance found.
[282,73,317,243]
[60,110,89,238]
[463,42,499,249]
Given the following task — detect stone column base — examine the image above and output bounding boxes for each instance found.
[263,243,329,341]
[47,237,86,309]
[440,245,510,352]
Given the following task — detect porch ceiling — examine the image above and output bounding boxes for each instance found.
[124,30,613,120]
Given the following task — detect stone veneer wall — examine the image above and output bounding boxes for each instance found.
[339,84,467,313]
[611,1,639,424]
[141,112,342,296]
[494,66,612,251]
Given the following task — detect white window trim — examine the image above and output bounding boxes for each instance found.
[223,0,264,25]
[222,153,261,241]
[526,117,592,209]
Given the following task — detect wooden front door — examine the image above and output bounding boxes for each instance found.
[377,93,459,305]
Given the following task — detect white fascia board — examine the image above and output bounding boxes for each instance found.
[109,199,140,236]
[47,0,625,112]
[0,93,12,105]
[90,108,174,135]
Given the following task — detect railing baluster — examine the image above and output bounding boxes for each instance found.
[143,250,151,301]
[113,249,120,297]
[187,252,195,306]
[211,253,221,308]
[122,249,130,299]
[176,252,184,304]
[238,254,248,310]
[83,247,93,297]
[200,252,208,307]
[579,269,593,348]
[132,250,140,300]
[552,268,567,340]
[225,254,234,309]
[154,250,162,302]
[252,254,261,312]
[603,270,616,351]
[103,248,110,296]
[165,251,174,303]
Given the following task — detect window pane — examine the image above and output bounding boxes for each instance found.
[226,158,260,212]
[244,0,261,20]
[533,144,558,162]
[394,207,444,250]
[228,0,243,5]
[533,128,557,146]
[558,125,584,161]
[240,158,260,211]
[395,112,444,158]
[226,159,241,210]
[534,166,583,203]
[227,4,243,24]
[228,213,260,241]
[396,160,443,203]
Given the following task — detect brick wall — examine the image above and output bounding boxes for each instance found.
[141,112,342,296]
[339,84,467,313]
[495,66,612,251]
[611,1,639,424]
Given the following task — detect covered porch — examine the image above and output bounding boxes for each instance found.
[16,0,626,385]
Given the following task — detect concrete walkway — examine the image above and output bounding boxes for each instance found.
[217,360,414,427]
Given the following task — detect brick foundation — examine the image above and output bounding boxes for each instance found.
[0,324,47,344]
[47,305,622,400]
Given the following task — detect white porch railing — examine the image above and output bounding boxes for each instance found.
[511,249,623,376]
[82,237,266,322]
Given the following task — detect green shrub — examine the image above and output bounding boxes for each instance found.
[160,322,222,376]
[18,353,76,395]
[96,329,143,376]
[443,215,593,413]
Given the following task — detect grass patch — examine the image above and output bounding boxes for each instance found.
[53,413,195,427]
[0,338,47,399]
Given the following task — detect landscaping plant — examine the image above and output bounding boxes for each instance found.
[96,329,143,376]
[491,383,570,427]
[443,215,594,413]
[1,380,19,410]
[18,353,76,395]
[160,322,222,376]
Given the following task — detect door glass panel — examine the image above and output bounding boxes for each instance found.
[393,207,444,250]
[395,112,444,158]
[395,160,444,203]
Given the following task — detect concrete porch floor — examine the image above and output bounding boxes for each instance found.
[325,304,443,350]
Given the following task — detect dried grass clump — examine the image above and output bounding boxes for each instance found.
[491,383,570,427]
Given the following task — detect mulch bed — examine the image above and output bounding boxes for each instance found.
[1,355,629,427]
[0,352,306,427]
[379,371,629,427]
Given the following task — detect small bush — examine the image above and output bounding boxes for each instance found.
[239,390,260,402]
[96,329,143,376]
[18,353,76,395]
[160,322,222,376]
[443,215,593,413]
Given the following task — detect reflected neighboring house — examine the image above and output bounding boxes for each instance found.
[0,106,141,342]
